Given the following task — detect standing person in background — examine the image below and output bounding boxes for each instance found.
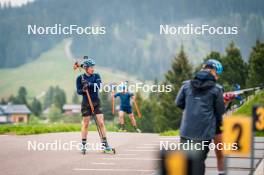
[176,59,225,175]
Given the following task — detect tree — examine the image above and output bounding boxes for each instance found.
[44,86,55,109]
[43,86,67,111]
[221,41,248,88]
[138,91,161,133]
[48,104,62,123]
[100,91,112,120]
[247,40,264,87]
[8,95,16,103]
[0,98,7,105]
[158,45,193,131]
[11,86,28,105]
[72,92,80,104]
[30,98,42,116]
[53,86,66,111]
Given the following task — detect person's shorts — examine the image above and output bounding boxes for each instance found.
[120,106,132,114]
[81,100,102,117]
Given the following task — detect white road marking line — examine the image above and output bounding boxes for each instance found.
[103,157,161,161]
[126,149,158,152]
[73,168,156,172]
[92,162,115,165]
[116,154,137,156]
[142,143,160,146]
[158,137,180,140]
[136,146,157,149]
[151,140,179,143]
[149,141,162,143]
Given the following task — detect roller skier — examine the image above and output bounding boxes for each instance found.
[113,84,141,133]
[75,57,115,154]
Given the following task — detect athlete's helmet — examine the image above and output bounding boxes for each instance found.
[203,59,223,75]
[82,58,95,68]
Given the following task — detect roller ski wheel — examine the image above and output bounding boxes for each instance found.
[81,144,86,155]
[103,147,116,154]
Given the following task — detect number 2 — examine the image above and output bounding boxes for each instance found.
[233,123,243,151]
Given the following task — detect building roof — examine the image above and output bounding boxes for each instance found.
[63,104,81,110]
[0,106,5,115]
[0,105,7,110]
[0,104,31,114]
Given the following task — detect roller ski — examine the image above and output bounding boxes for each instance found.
[101,134,116,154]
[103,145,116,154]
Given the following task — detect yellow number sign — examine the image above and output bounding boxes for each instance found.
[165,152,186,175]
[223,116,252,156]
[254,106,264,131]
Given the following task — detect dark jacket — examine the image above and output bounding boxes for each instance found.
[76,73,101,105]
[175,70,225,140]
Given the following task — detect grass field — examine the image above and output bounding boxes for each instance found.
[0,123,118,135]
[159,130,179,136]
[233,90,264,116]
[159,130,264,136]
[0,39,140,102]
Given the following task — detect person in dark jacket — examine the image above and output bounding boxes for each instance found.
[175,59,225,175]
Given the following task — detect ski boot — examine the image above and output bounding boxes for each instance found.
[102,139,116,154]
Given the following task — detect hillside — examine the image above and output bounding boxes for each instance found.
[234,90,264,116]
[1,0,264,79]
[0,40,140,101]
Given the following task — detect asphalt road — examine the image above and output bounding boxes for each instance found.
[0,132,263,175]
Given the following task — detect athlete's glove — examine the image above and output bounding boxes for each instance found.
[82,84,88,92]
[223,93,236,105]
